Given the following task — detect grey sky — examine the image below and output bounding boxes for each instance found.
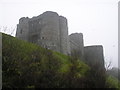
[0,0,118,68]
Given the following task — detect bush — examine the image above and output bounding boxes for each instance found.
[105,75,120,90]
[3,33,118,88]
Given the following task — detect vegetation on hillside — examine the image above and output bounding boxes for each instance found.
[2,33,120,88]
[106,75,120,89]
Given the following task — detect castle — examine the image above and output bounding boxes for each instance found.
[16,11,105,68]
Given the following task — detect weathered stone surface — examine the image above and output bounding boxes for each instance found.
[29,11,61,52]
[84,45,105,68]
[59,16,70,54]
[16,17,29,41]
[69,33,84,59]
[16,11,105,68]
[16,11,70,54]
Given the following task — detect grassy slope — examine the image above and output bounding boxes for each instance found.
[2,33,88,73]
[106,75,120,89]
[2,33,90,88]
[2,33,120,89]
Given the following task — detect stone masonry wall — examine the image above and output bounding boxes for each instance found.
[16,11,70,55]
[16,17,29,41]
[16,11,105,68]
[84,45,105,68]
[69,33,84,59]
[36,11,61,52]
[59,16,70,54]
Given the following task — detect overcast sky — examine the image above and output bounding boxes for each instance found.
[0,0,119,68]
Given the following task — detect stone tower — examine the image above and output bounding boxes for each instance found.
[16,11,105,68]
[16,17,29,41]
[84,45,105,68]
[16,11,70,55]
[69,33,84,59]
[59,16,71,54]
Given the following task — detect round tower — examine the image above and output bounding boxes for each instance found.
[39,11,61,52]
[69,33,84,59]
[59,16,70,55]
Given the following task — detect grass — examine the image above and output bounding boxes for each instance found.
[3,33,118,88]
[106,75,120,89]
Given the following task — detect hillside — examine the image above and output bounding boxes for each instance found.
[2,33,90,88]
[2,33,120,88]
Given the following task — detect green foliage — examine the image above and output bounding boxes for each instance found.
[54,52,71,73]
[106,75,120,90]
[60,57,90,88]
[2,33,119,88]
[85,63,106,88]
[2,33,91,88]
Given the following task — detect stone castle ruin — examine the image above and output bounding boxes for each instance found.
[16,11,105,68]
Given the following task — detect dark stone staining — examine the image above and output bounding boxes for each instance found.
[20,29,23,34]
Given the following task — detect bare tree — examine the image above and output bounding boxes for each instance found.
[105,60,112,71]
[0,26,16,36]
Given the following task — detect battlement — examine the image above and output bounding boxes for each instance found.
[19,17,29,23]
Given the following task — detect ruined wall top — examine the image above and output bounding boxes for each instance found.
[19,17,29,23]
[59,16,67,20]
[42,11,59,16]
[69,33,83,38]
[84,45,103,48]
[19,11,66,22]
